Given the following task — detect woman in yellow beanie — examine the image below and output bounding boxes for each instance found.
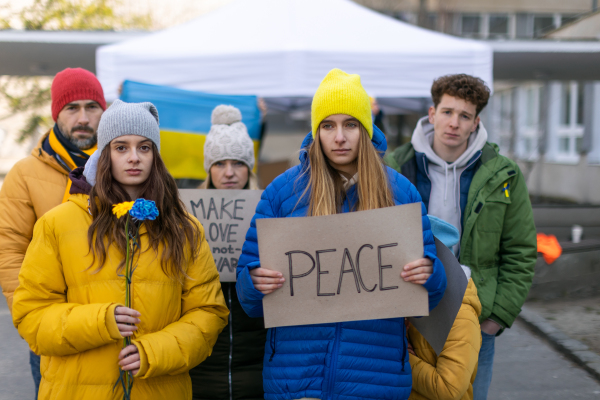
[235,68,447,400]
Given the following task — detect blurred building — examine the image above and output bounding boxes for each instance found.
[356,0,600,204]
[2,0,600,203]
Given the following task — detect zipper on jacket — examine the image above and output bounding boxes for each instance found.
[456,152,483,255]
[228,285,233,400]
[401,323,407,372]
[269,328,277,361]
[327,323,342,400]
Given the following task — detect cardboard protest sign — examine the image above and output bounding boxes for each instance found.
[257,203,429,328]
[180,189,263,282]
[409,238,468,355]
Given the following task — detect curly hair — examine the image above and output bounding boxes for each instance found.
[431,74,491,115]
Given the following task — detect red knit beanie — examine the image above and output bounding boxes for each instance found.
[51,68,106,121]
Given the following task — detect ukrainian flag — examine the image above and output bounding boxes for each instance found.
[120,80,261,180]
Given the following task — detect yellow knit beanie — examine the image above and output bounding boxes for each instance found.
[311,68,373,139]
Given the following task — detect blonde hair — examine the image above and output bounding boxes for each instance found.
[199,168,260,190]
[303,124,394,216]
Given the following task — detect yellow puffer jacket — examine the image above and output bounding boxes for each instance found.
[408,279,482,400]
[12,193,229,400]
[0,132,68,311]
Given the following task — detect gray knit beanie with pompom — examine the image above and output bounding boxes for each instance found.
[203,105,255,172]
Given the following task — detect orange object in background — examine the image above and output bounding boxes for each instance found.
[537,233,563,264]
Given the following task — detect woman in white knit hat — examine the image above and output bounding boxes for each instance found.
[190,105,265,400]
[199,105,259,190]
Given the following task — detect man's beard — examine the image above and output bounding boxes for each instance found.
[58,123,97,150]
[69,134,97,150]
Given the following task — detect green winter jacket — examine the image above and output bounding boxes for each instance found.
[385,142,537,330]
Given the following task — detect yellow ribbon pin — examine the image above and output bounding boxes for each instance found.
[503,183,510,198]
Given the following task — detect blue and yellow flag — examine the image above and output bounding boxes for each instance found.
[120,80,261,180]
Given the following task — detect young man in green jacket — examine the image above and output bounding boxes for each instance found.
[385,74,536,400]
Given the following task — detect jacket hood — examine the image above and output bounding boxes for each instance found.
[411,116,488,169]
[67,192,91,214]
[463,279,482,317]
[69,166,92,196]
[66,167,92,213]
[299,124,387,165]
[30,130,70,176]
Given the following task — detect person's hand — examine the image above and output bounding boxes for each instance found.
[118,344,140,375]
[401,258,433,285]
[481,319,502,335]
[114,306,141,337]
[250,267,285,295]
[258,98,268,117]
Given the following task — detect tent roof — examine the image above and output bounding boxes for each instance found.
[97,0,492,103]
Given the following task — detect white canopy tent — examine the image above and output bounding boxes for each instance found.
[96,0,492,112]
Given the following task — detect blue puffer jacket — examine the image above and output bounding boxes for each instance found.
[236,125,447,400]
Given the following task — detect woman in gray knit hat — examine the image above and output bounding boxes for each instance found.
[12,99,229,400]
[199,104,259,190]
[190,104,265,400]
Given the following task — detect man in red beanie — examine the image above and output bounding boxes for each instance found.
[0,67,105,398]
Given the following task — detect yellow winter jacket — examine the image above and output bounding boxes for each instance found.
[0,132,68,311]
[408,279,482,400]
[12,193,229,400]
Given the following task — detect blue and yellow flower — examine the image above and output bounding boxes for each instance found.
[112,201,135,218]
[130,199,159,221]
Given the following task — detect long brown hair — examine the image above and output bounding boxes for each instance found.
[88,145,201,281]
[304,124,394,216]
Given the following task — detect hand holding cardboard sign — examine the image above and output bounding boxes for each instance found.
[250,267,285,295]
[401,258,433,285]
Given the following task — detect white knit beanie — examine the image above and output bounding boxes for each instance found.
[203,105,255,172]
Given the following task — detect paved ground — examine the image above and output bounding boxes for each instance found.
[2,299,600,400]
[489,319,600,399]
[0,300,34,400]
[527,295,600,355]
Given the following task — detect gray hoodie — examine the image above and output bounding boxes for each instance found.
[411,116,488,252]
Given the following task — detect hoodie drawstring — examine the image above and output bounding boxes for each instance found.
[443,164,448,205]
[443,163,460,211]
[453,165,459,212]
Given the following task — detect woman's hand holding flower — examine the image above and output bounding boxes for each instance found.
[401,258,433,285]
[119,344,141,375]
[114,306,141,337]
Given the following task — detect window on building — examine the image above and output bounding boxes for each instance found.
[427,13,437,30]
[559,137,570,153]
[577,82,584,125]
[557,81,585,160]
[533,15,555,37]
[519,84,542,160]
[525,87,537,127]
[499,90,512,132]
[516,14,532,38]
[490,89,513,155]
[489,14,509,37]
[461,14,480,36]
[560,83,572,125]
[561,14,579,26]
[523,137,533,154]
